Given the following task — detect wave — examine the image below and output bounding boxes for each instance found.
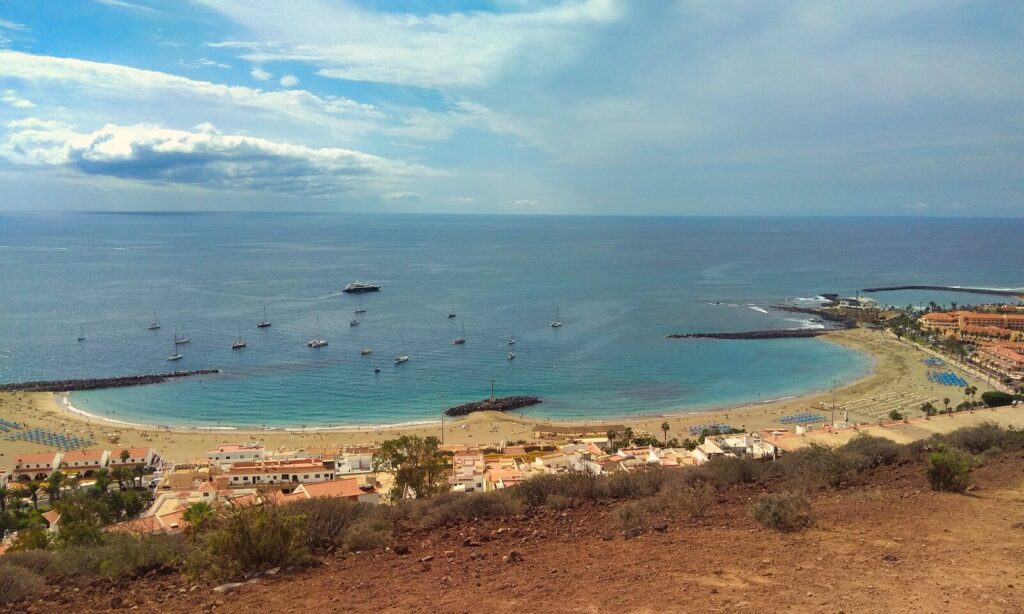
[786,318,826,330]
[747,304,769,314]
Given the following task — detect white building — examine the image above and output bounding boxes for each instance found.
[224,458,334,487]
[206,444,265,464]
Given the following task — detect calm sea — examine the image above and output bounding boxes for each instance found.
[0,213,1021,427]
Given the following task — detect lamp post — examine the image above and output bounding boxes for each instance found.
[831,379,837,427]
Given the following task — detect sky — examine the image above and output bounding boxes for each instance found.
[0,0,1021,216]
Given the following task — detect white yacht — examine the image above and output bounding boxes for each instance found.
[361,347,373,355]
[174,326,191,345]
[453,321,466,345]
[508,351,516,360]
[167,342,182,361]
[307,315,327,348]
[232,328,246,349]
[549,307,563,328]
[148,310,161,330]
[256,305,272,328]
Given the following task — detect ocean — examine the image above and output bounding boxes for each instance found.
[0,213,1021,427]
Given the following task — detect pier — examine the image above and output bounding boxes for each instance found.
[0,369,221,393]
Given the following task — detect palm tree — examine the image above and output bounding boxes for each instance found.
[0,485,7,513]
[943,397,951,414]
[920,402,936,419]
[182,501,214,529]
[660,422,671,444]
[622,427,634,447]
[45,470,65,501]
[25,481,40,510]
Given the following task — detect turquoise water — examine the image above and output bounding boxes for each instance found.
[0,213,1020,427]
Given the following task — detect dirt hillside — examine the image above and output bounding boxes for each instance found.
[7,455,1024,614]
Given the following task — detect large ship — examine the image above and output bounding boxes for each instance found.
[342,281,381,293]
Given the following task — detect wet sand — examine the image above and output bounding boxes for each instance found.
[0,328,994,463]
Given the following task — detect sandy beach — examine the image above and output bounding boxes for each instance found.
[0,328,996,463]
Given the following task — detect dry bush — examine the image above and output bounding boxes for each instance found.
[185,502,309,580]
[0,564,45,604]
[925,447,971,492]
[604,467,666,500]
[775,444,852,489]
[420,490,524,528]
[288,497,389,552]
[515,471,600,507]
[690,456,766,487]
[838,434,903,470]
[616,501,653,536]
[750,492,814,532]
[664,482,715,519]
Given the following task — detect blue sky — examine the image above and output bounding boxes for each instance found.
[0,0,1021,215]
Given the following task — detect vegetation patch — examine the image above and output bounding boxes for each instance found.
[925,447,971,493]
[0,564,45,604]
[750,492,815,532]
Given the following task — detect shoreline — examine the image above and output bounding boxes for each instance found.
[57,337,873,433]
[0,328,992,461]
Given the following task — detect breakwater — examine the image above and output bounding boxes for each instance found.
[0,370,221,393]
[445,395,542,417]
[668,305,854,340]
[862,285,1024,299]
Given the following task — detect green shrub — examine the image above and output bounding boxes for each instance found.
[776,444,852,489]
[981,391,1014,407]
[925,447,971,492]
[750,492,814,532]
[288,497,384,551]
[0,564,45,604]
[188,502,309,580]
[839,434,903,470]
[51,534,185,579]
[421,490,524,527]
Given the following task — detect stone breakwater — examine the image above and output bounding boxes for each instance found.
[0,370,221,393]
[445,396,542,417]
[667,306,854,340]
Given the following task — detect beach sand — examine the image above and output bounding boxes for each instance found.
[0,328,997,463]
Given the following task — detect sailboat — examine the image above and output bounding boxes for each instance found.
[354,302,366,314]
[453,321,466,345]
[507,330,517,345]
[447,302,456,319]
[349,318,359,327]
[307,315,327,348]
[166,341,182,361]
[77,326,85,342]
[508,350,516,360]
[256,306,272,328]
[174,326,191,345]
[148,310,161,330]
[549,307,563,328]
[374,364,382,373]
[231,327,246,349]
[394,332,409,364]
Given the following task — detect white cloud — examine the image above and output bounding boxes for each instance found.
[279,74,299,88]
[201,0,624,89]
[381,191,424,201]
[2,90,35,108]
[250,66,271,81]
[513,199,540,206]
[448,197,475,204]
[0,120,437,196]
[0,51,383,136]
[90,0,163,15]
[177,58,231,69]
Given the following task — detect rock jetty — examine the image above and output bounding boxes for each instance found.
[445,396,541,417]
[0,369,221,393]
[667,305,854,340]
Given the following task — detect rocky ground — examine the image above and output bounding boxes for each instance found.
[7,453,1024,614]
